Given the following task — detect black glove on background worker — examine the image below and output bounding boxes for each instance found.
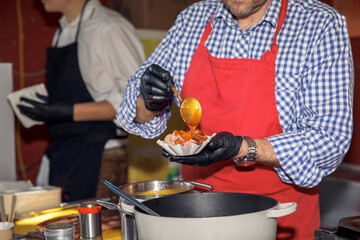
[140,64,174,113]
[17,93,73,124]
[162,132,243,167]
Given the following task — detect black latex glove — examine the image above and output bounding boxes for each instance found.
[162,132,243,167]
[140,64,174,113]
[17,93,73,124]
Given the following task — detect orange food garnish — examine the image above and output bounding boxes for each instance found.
[180,132,192,141]
[164,129,208,147]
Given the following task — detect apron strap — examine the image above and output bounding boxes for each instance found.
[200,0,288,54]
[54,28,62,47]
[54,0,90,47]
[269,0,288,54]
[199,15,215,46]
[75,0,90,41]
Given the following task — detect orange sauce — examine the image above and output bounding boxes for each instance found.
[188,125,197,136]
[180,99,202,136]
[130,188,186,196]
[171,129,208,145]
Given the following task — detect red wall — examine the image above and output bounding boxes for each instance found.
[0,1,107,184]
[0,0,59,183]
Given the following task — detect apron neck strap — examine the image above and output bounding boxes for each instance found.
[75,0,90,41]
[199,16,214,46]
[270,0,288,53]
[55,0,90,47]
[199,0,288,54]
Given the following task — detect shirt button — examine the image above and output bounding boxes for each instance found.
[242,33,248,39]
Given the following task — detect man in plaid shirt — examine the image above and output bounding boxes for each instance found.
[118,0,354,238]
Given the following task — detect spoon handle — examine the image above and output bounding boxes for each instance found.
[168,79,183,103]
[101,179,160,216]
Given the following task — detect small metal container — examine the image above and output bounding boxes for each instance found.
[44,222,75,240]
[78,201,102,239]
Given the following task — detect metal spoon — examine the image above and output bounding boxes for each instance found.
[167,79,183,104]
[180,97,202,134]
[101,179,160,216]
[167,80,202,133]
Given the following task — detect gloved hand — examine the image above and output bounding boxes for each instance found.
[162,132,243,167]
[140,64,174,113]
[17,93,73,124]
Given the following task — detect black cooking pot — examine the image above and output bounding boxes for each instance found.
[139,192,277,217]
[134,192,297,240]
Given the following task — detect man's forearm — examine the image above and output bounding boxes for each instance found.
[234,138,280,168]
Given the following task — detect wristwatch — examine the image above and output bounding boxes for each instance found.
[234,136,257,167]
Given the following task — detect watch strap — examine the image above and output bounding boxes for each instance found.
[234,136,257,167]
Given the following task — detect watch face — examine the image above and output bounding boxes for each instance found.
[241,160,256,167]
[234,158,255,167]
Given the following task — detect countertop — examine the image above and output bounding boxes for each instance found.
[13,206,122,239]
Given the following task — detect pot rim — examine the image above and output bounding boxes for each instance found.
[134,192,281,219]
[118,180,197,200]
[134,206,278,220]
[118,180,195,189]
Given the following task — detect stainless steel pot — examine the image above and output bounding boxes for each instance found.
[101,180,212,240]
[118,180,213,200]
[134,192,297,240]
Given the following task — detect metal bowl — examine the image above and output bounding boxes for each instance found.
[118,180,212,200]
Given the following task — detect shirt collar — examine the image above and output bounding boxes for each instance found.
[213,0,282,31]
[58,0,99,29]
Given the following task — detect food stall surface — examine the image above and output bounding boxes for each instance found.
[0,181,122,239]
[14,205,122,239]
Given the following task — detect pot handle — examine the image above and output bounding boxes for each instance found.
[190,181,213,192]
[97,200,121,211]
[118,204,135,217]
[96,200,135,216]
[266,202,297,218]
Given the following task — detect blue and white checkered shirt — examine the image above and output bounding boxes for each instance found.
[117,0,354,188]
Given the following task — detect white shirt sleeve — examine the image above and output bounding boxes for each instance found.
[81,28,142,112]
[54,2,145,116]
[78,13,145,113]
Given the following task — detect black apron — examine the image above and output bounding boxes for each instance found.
[45,0,117,202]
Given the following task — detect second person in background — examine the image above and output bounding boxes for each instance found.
[17,0,145,201]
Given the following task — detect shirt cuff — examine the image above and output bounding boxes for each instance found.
[266,132,322,188]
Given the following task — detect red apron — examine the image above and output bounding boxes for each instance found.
[180,0,320,238]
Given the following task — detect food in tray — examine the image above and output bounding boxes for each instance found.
[157,130,215,156]
[164,129,208,147]
[157,95,214,156]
